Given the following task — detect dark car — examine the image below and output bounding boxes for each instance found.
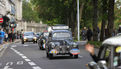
[46,26,80,59]
[38,32,49,50]
[21,32,37,44]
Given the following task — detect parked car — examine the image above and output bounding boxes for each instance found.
[21,32,37,44]
[46,26,80,59]
[38,32,49,50]
[87,36,121,69]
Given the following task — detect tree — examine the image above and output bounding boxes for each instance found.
[22,0,40,22]
[107,0,115,37]
[92,0,98,41]
[100,0,108,41]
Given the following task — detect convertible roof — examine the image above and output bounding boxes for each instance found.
[102,35,121,46]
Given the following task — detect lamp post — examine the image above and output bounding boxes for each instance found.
[77,0,80,41]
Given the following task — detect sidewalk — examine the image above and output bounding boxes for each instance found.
[0,39,20,52]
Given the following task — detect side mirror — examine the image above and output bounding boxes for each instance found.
[97,60,108,69]
[87,61,100,69]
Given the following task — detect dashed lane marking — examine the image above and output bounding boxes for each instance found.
[28,62,36,66]
[79,55,83,58]
[17,61,24,65]
[3,66,13,69]
[6,62,13,66]
[25,59,31,62]
[11,47,42,69]
[23,45,29,47]
[33,66,42,69]
[21,56,27,59]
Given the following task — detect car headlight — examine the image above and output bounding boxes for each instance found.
[73,42,77,47]
[51,43,55,48]
[24,37,27,40]
[33,37,37,39]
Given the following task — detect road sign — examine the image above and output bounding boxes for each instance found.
[0,18,3,23]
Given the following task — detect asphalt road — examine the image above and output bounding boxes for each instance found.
[0,42,93,69]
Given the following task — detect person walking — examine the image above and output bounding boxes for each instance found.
[81,27,87,40]
[5,32,8,42]
[0,28,5,44]
[11,31,15,42]
[86,27,93,41]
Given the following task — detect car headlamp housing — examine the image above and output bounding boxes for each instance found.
[24,37,27,39]
[73,42,77,48]
[51,43,55,48]
[33,37,37,39]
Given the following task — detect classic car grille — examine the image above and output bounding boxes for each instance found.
[55,46,70,53]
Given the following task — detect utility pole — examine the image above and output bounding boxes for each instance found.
[77,0,80,41]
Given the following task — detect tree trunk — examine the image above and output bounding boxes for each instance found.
[93,0,98,41]
[107,0,115,38]
[100,0,108,41]
[80,3,84,28]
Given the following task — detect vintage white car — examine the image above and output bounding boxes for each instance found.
[87,36,121,69]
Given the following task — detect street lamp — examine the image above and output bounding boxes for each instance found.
[77,0,80,41]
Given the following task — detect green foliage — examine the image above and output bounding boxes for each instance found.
[88,41,102,48]
[22,0,40,22]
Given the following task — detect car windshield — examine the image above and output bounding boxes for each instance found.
[24,32,34,36]
[53,32,71,38]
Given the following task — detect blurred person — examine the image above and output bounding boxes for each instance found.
[8,31,12,42]
[81,27,87,40]
[86,27,93,41]
[0,28,5,44]
[4,32,8,42]
[11,31,15,42]
[104,26,108,39]
[118,25,121,33]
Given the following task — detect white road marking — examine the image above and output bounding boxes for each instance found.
[23,45,29,47]
[33,66,42,69]
[28,62,36,66]
[21,56,27,59]
[11,48,42,69]
[25,59,31,62]
[6,62,13,66]
[19,53,24,56]
[17,61,24,65]
[3,66,13,69]
[79,55,83,58]
[11,45,17,48]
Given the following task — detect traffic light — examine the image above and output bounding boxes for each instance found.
[2,15,10,27]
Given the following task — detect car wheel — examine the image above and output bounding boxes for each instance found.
[22,41,24,44]
[49,54,53,59]
[74,55,78,58]
[46,53,49,58]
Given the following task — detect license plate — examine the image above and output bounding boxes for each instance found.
[70,49,80,55]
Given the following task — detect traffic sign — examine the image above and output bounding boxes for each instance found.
[0,18,3,23]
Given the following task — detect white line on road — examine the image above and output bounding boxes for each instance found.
[11,48,42,69]
[3,66,13,69]
[6,62,13,66]
[25,59,31,62]
[33,66,42,69]
[28,62,36,66]
[23,45,29,47]
[21,56,27,59]
[79,55,83,58]
[17,61,24,65]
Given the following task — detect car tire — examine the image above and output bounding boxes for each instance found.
[49,54,53,59]
[46,53,49,58]
[22,41,24,44]
[74,55,78,58]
